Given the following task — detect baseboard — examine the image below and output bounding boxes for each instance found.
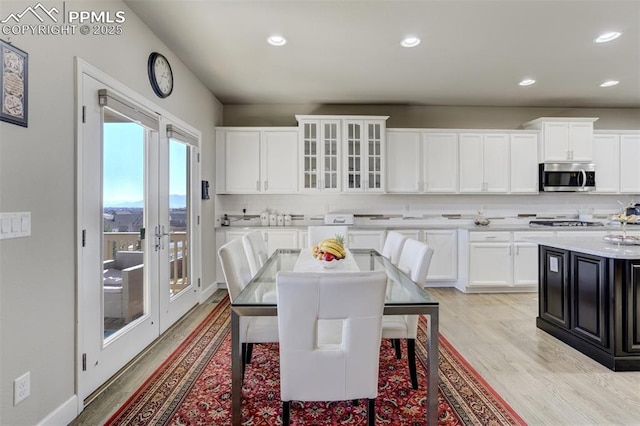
[38,395,77,426]
[199,282,219,303]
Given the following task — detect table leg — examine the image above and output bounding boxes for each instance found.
[426,308,439,425]
[231,310,242,425]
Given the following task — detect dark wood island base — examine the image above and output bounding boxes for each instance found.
[537,244,640,371]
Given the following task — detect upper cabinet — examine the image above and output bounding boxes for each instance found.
[593,132,640,194]
[509,133,539,193]
[387,130,459,193]
[297,118,341,193]
[522,117,598,162]
[459,133,509,193]
[216,127,299,194]
[296,115,388,193]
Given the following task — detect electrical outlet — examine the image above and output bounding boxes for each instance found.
[14,371,30,405]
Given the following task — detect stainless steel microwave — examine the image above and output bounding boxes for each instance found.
[539,162,596,192]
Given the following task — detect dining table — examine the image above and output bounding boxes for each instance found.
[230,248,440,425]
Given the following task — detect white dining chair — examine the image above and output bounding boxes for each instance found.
[218,238,279,373]
[276,270,387,426]
[242,230,269,276]
[381,238,433,390]
[308,225,349,247]
[381,230,408,265]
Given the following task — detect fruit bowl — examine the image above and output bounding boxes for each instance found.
[319,258,342,269]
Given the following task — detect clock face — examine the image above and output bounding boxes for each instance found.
[148,52,173,98]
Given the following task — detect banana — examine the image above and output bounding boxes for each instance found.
[321,245,343,259]
[322,241,346,256]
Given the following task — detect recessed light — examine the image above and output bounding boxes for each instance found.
[600,80,620,87]
[519,79,536,86]
[401,36,421,48]
[267,35,287,46]
[594,31,622,43]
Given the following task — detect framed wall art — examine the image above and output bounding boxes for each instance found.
[1,39,28,127]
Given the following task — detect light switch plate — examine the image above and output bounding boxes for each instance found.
[0,212,31,240]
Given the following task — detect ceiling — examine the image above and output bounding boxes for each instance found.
[126,0,640,108]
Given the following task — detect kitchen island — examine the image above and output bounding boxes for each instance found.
[528,236,640,371]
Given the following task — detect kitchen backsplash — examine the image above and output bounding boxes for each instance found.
[215,193,637,227]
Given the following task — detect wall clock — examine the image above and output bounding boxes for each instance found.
[147,52,173,98]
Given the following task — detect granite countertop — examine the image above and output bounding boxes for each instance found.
[524,236,640,259]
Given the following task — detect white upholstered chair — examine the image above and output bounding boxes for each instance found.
[276,271,388,426]
[218,238,279,372]
[381,231,407,265]
[381,238,434,390]
[242,230,269,277]
[307,225,349,247]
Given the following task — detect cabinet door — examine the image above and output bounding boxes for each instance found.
[300,120,341,192]
[513,242,539,286]
[620,134,640,194]
[262,130,298,193]
[468,243,511,287]
[365,121,385,192]
[510,133,539,193]
[571,252,609,348]
[483,134,509,192]
[300,120,320,192]
[321,121,341,192]
[264,229,299,256]
[386,131,421,192]
[348,230,385,252]
[543,122,570,161]
[424,230,457,281]
[539,247,570,328]
[569,122,594,161]
[459,133,484,193]
[424,133,458,193]
[593,134,620,193]
[223,130,261,193]
[344,120,364,191]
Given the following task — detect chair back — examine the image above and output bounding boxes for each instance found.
[381,231,407,265]
[218,238,253,301]
[397,239,434,284]
[114,250,144,269]
[276,271,387,402]
[308,225,349,247]
[242,231,269,276]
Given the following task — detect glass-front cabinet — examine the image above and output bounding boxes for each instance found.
[344,119,386,192]
[296,115,388,194]
[298,118,341,192]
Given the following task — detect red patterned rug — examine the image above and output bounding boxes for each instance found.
[105,296,526,425]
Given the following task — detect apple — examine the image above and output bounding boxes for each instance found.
[322,252,335,261]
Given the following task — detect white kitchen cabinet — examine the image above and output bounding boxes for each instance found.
[593,132,640,194]
[620,134,640,193]
[468,231,549,290]
[468,232,512,287]
[297,118,341,193]
[386,130,422,192]
[263,229,299,255]
[423,229,458,281]
[510,133,539,193]
[459,133,509,193]
[343,118,387,192]
[386,130,458,193]
[216,127,298,194]
[424,132,459,193]
[593,134,620,193]
[348,229,386,252]
[523,117,598,162]
[387,229,457,284]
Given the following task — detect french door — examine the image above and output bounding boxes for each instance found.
[78,72,199,404]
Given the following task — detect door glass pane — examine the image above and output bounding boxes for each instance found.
[168,139,190,298]
[102,109,147,340]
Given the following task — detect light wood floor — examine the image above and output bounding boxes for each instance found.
[71,288,640,425]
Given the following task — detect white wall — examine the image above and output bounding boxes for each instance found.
[0,2,221,424]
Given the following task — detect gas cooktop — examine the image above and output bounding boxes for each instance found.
[529,220,605,227]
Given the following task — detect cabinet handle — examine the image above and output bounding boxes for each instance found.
[264,180,268,191]
[485,236,497,239]
[516,246,520,255]
[508,246,512,256]
[256,180,260,192]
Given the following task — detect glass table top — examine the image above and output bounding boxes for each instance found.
[233,249,438,307]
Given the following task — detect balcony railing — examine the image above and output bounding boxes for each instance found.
[103,231,188,295]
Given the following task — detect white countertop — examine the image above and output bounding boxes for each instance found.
[525,236,640,259]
